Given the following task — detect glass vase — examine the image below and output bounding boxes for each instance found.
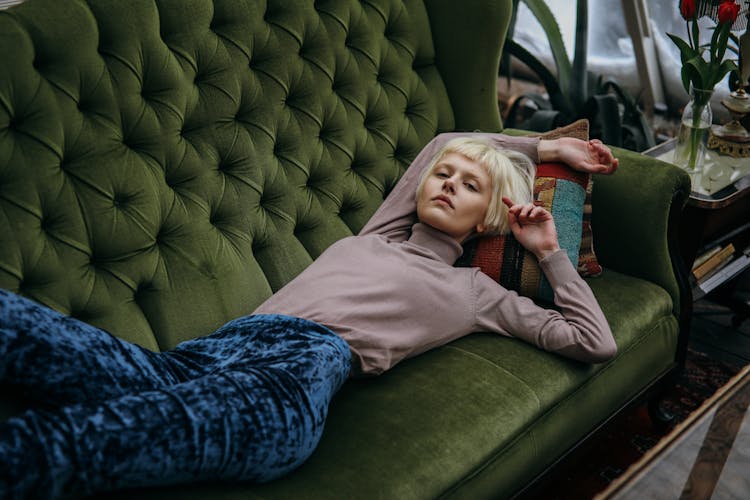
[673,85,713,173]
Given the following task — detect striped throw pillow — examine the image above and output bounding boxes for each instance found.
[458,163,591,302]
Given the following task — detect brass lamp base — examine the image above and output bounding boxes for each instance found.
[707,89,750,158]
[708,131,750,157]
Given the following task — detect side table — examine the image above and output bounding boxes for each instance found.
[644,138,750,266]
[644,139,750,323]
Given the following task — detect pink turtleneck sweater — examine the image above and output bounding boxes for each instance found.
[253,133,617,376]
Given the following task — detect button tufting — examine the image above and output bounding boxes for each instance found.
[112,194,130,208]
[394,147,410,165]
[251,237,267,253]
[134,283,153,300]
[39,216,51,232]
[7,116,22,130]
[262,6,275,23]
[154,226,172,247]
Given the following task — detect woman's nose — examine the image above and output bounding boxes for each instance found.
[442,177,455,193]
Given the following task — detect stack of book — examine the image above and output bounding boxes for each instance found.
[692,243,750,296]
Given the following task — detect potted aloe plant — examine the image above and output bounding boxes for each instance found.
[501,0,656,152]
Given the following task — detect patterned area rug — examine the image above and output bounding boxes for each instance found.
[517,348,745,499]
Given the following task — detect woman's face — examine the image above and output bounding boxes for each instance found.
[416,152,492,242]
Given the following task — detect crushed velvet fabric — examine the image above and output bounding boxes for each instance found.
[0,289,351,499]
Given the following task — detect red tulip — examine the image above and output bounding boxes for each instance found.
[680,0,697,20]
[717,0,740,24]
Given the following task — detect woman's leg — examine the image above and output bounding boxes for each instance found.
[0,289,191,407]
[0,315,351,498]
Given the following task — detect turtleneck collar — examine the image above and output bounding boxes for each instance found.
[407,223,464,264]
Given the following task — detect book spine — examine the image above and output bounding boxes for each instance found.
[693,244,735,281]
[696,251,735,284]
[692,246,722,270]
[698,254,750,294]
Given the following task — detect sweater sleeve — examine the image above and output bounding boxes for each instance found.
[358,132,541,240]
[473,250,617,363]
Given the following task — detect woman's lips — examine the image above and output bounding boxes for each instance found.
[433,195,453,208]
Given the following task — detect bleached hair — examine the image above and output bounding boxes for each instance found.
[416,137,536,235]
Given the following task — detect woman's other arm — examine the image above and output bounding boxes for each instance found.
[474,200,617,363]
[474,255,617,363]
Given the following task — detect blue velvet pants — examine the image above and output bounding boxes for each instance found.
[0,289,351,499]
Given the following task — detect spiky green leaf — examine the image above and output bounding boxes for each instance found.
[504,39,574,116]
[520,0,572,94]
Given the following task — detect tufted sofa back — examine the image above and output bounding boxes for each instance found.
[0,0,495,350]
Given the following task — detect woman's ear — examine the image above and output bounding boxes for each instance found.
[475,223,486,234]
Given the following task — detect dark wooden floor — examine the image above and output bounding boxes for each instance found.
[689,270,750,366]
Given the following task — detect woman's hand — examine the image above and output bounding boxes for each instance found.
[502,197,560,261]
[538,137,619,174]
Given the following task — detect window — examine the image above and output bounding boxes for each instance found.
[511,0,748,121]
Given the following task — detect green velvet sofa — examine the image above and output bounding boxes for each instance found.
[0,0,691,498]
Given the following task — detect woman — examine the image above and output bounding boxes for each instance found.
[0,133,618,498]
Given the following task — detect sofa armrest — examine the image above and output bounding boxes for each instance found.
[591,147,691,322]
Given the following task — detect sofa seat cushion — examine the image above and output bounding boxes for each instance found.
[104,268,677,499]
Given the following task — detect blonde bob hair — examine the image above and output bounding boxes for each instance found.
[416,137,536,235]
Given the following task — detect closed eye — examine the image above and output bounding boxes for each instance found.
[465,182,478,192]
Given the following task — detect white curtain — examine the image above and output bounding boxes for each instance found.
[512,0,640,95]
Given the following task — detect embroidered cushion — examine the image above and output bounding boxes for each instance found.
[532,120,602,277]
[458,163,590,302]
[456,120,603,302]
